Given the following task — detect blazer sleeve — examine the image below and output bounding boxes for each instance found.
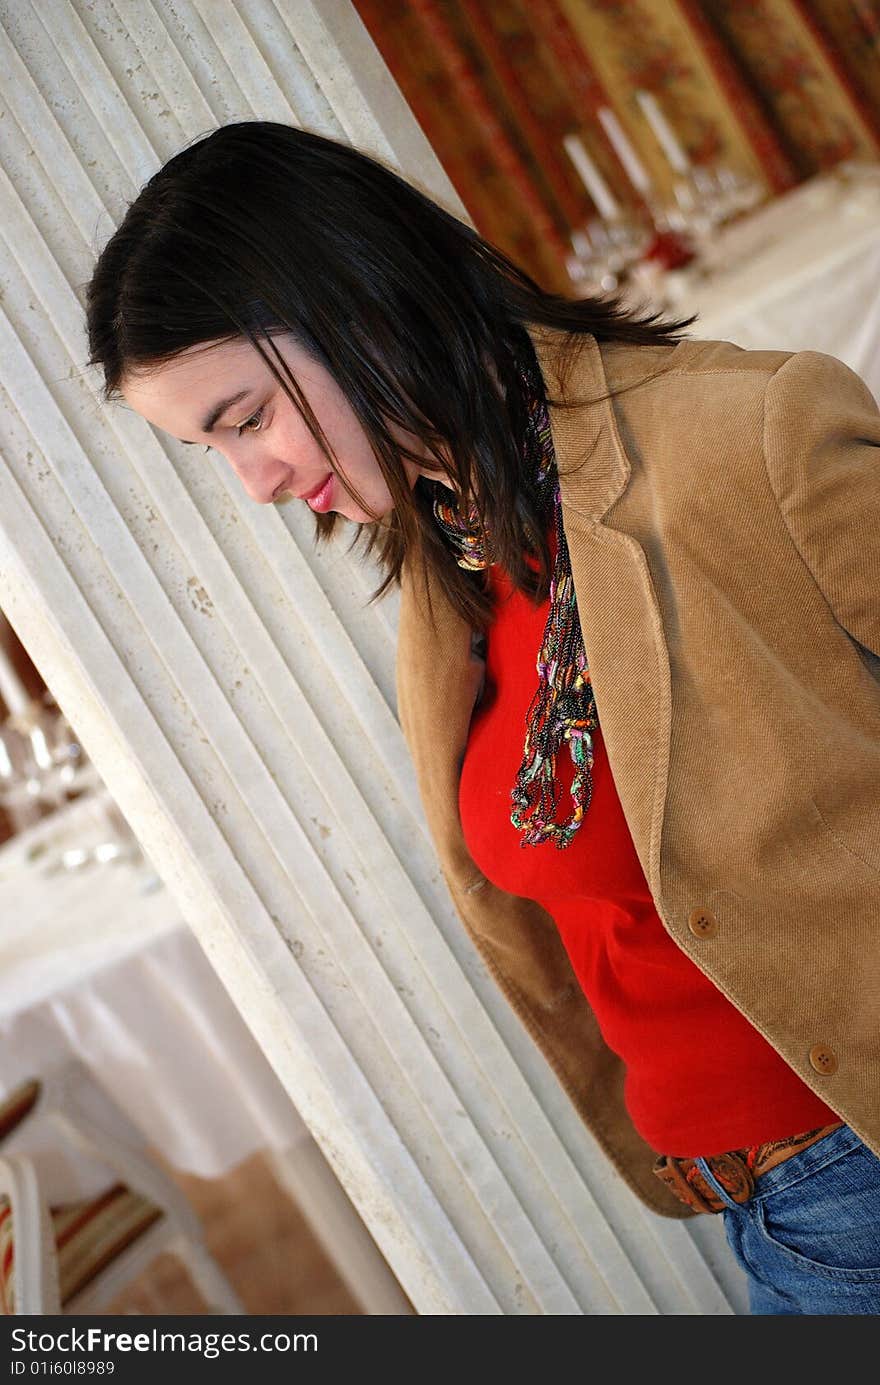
[763,350,880,660]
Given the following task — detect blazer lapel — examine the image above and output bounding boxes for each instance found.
[533,330,672,909]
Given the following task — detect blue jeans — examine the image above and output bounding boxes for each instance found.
[695,1125,880,1314]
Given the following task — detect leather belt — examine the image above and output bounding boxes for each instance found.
[653,1121,844,1214]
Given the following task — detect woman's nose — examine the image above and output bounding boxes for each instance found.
[229,453,289,506]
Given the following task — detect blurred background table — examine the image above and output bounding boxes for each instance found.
[628,164,880,400]
[0,789,310,1201]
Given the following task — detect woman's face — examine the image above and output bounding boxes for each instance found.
[121,334,440,521]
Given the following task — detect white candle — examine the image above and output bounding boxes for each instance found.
[563,134,620,221]
[0,641,29,717]
[597,106,653,196]
[636,91,690,174]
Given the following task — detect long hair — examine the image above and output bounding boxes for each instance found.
[86,120,695,631]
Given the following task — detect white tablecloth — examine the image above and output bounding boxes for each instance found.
[0,792,307,1200]
[633,165,880,401]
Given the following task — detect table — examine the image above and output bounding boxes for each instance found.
[0,790,308,1200]
[629,164,880,401]
[0,789,412,1312]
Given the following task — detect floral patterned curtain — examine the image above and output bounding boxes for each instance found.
[353,0,880,290]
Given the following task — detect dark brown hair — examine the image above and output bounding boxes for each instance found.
[86,120,695,631]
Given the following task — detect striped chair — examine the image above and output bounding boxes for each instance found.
[0,1066,242,1314]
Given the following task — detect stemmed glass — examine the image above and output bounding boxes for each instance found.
[563,156,763,300]
[0,690,100,827]
[34,791,159,885]
[0,694,159,885]
[566,213,653,296]
[668,163,764,266]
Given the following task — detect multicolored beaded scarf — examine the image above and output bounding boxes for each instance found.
[431,347,599,849]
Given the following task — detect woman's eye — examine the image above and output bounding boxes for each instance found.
[237,406,265,436]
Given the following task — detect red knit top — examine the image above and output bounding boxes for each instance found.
[458,524,838,1157]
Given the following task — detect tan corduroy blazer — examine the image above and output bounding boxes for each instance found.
[395,327,880,1218]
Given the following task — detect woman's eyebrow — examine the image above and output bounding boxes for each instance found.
[176,387,257,444]
[199,388,253,434]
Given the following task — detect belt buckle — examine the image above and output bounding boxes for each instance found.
[653,1150,754,1214]
[707,1150,755,1205]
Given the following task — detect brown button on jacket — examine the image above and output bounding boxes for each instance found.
[395,327,880,1218]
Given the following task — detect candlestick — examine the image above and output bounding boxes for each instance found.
[597,106,653,197]
[563,134,620,222]
[635,91,690,175]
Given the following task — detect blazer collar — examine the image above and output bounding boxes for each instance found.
[530,328,631,522]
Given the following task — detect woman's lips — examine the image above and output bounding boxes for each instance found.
[304,473,334,512]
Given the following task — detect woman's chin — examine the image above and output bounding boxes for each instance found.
[341,497,394,525]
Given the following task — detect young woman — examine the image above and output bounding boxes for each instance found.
[86,121,880,1315]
